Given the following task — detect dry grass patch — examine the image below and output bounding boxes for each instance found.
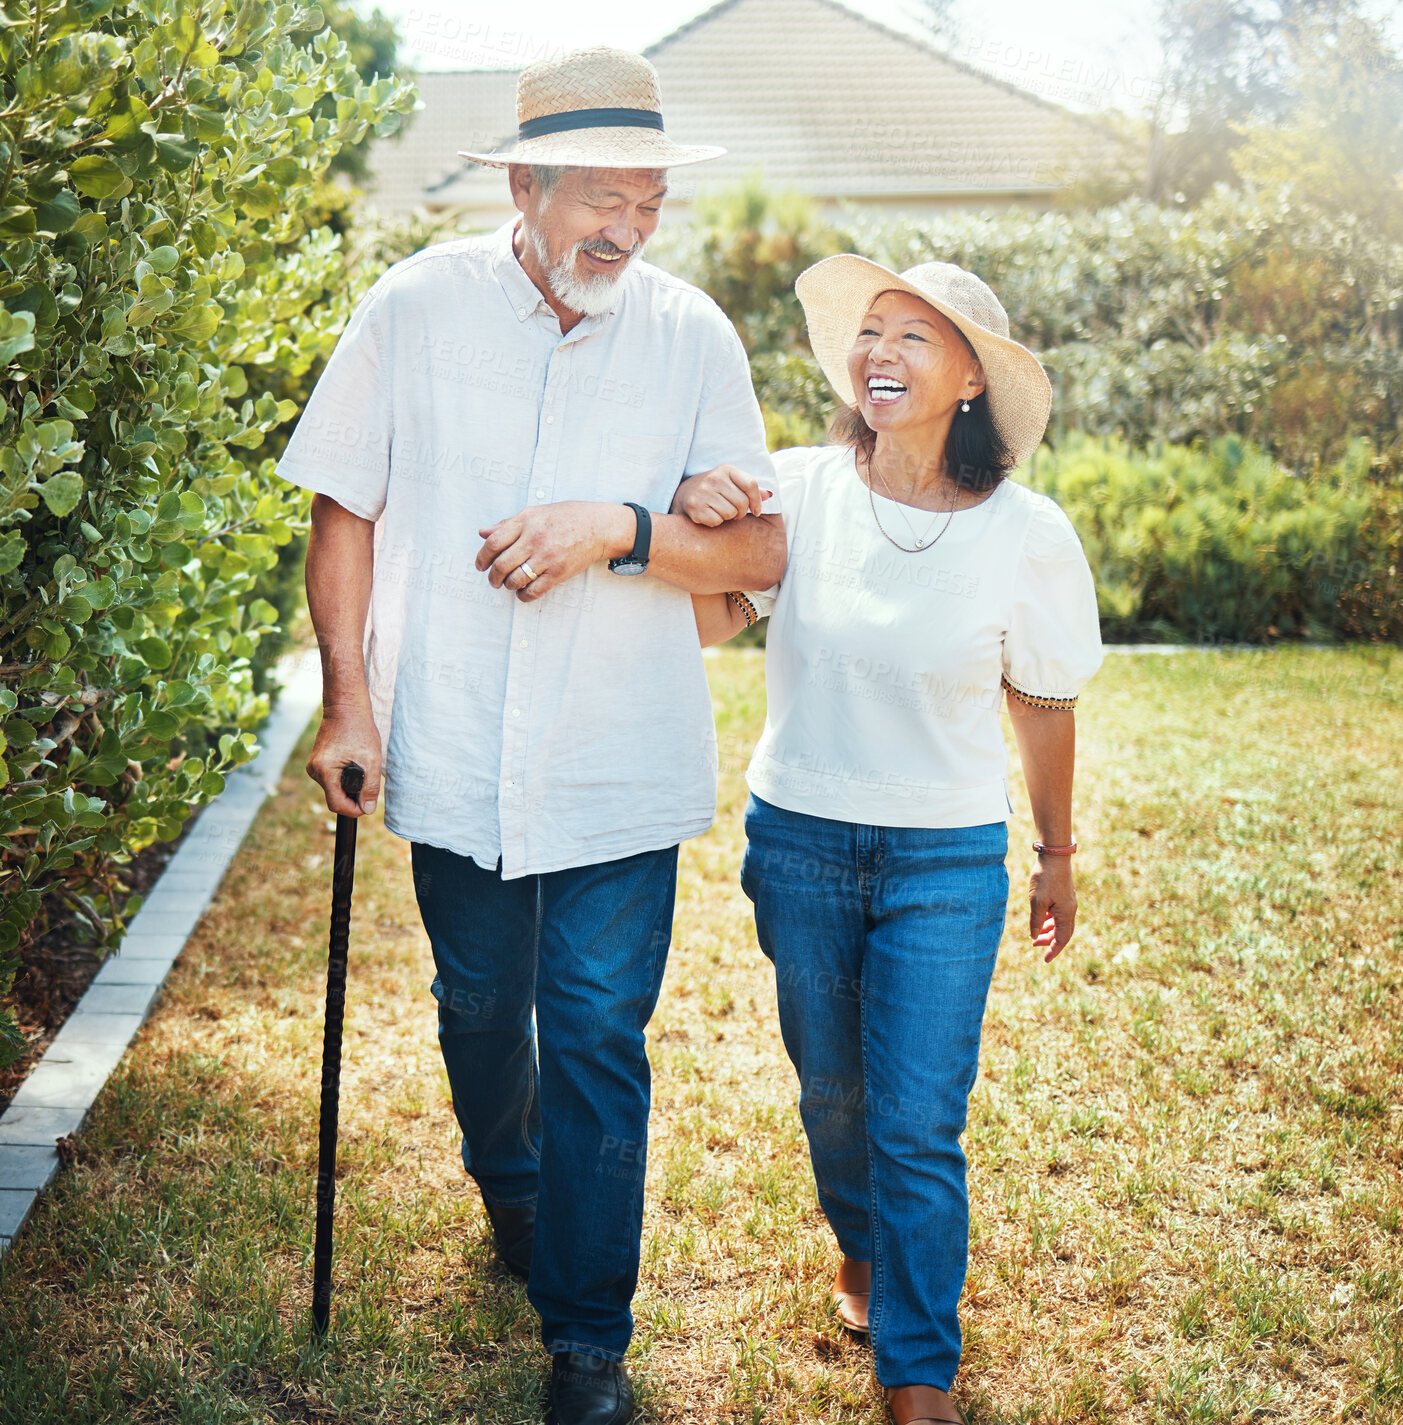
[1,646,1400,1424]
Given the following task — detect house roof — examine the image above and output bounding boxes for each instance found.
[361,0,1119,214]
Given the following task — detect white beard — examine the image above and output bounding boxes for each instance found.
[527,225,643,318]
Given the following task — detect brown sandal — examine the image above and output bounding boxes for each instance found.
[831,1256,870,1334]
[886,1384,965,1425]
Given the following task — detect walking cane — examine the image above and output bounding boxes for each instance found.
[312,760,365,1335]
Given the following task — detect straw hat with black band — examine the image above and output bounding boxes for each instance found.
[795,255,1054,469]
[458,47,725,171]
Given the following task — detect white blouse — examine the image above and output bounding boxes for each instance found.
[744,444,1103,829]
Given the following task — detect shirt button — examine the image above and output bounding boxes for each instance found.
[519,638,528,648]
[505,779,514,788]
[545,415,554,424]
[518,306,527,317]
[534,489,546,499]
[511,708,521,718]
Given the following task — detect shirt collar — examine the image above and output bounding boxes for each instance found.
[492,217,551,322]
[491,215,634,328]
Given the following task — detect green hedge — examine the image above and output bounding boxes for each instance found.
[1025,435,1383,643]
[652,183,1402,646]
[0,0,416,1064]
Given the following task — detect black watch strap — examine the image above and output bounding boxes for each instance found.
[611,502,651,569]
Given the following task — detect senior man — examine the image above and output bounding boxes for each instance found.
[276,46,783,1425]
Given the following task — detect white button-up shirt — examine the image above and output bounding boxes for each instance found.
[276,218,777,877]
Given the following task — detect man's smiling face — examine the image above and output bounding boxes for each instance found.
[511,164,668,319]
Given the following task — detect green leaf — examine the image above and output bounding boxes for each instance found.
[38,472,84,517]
[190,220,219,260]
[134,635,172,670]
[235,183,279,220]
[154,134,200,172]
[0,531,26,575]
[34,189,80,235]
[168,303,222,342]
[0,308,36,365]
[69,155,131,200]
[142,710,179,740]
[0,205,37,237]
[100,93,154,149]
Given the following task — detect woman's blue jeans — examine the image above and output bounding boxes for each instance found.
[740,794,1008,1391]
[410,840,678,1363]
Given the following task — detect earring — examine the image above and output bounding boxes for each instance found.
[961,400,971,413]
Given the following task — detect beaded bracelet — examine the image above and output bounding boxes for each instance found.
[727,591,759,628]
[1033,839,1078,856]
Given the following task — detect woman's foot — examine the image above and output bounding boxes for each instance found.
[831,1256,871,1334]
[886,1383,964,1424]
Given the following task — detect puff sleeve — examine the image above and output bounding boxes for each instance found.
[275,277,394,522]
[1002,496,1103,708]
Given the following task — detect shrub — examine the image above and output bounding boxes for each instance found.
[661,183,1403,475]
[0,0,416,1064]
[1025,435,1378,643]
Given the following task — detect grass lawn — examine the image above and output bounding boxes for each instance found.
[1,646,1400,1425]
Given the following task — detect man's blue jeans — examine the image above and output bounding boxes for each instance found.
[410,840,678,1362]
[740,794,1008,1391]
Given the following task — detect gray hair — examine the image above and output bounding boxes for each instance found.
[527,165,668,202]
[527,164,568,198]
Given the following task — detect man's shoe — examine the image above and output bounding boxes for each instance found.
[482,1197,534,1280]
[545,1350,634,1425]
[831,1255,871,1334]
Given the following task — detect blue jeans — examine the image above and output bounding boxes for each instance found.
[410,841,678,1362]
[740,794,1008,1391]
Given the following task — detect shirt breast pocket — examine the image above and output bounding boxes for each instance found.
[600,430,684,507]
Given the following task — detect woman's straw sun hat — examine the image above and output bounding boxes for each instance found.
[458,47,725,170]
[796,255,1054,467]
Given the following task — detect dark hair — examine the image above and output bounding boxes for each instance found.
[827,390,1013,494]
[827,318,1015,492]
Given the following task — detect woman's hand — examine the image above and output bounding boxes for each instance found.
[671,465,772,526]
[1029,854,1077,962]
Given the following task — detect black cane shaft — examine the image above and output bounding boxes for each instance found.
[312,761,365,1334]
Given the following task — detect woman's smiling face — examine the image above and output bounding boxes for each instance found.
[845,289,986,439]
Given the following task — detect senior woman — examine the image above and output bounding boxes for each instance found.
[677,257,1103,1424]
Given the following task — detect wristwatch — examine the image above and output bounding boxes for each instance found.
[608,502,652,576]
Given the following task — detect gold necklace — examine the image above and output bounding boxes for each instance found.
[865,449,958,554]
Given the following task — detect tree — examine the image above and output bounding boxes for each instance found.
[1232,4,1403,236]
[294,0,407,184]
[1142,0,1403,210]
[1143,0,1288,203]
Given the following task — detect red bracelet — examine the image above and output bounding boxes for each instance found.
[1033,839,1077,856]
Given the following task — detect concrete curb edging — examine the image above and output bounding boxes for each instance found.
[0,651,324,1253]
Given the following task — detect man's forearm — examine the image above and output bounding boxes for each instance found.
[306,493,375,709]
[597,506,786,595]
